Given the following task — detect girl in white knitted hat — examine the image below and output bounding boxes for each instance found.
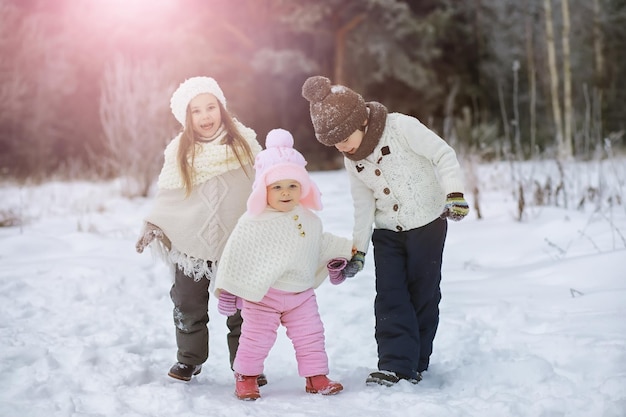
[135,76,264,383]
[212,128,354,400]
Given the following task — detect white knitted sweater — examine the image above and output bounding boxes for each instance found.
[345,112,466,252]
[212,205,353,302]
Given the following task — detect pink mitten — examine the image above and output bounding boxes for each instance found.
[218,291,238,316]
[327,258,348,285]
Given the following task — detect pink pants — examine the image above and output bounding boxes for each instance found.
[234,287,329,377]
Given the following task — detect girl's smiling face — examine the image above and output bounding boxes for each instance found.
[266,179,302,212]
[189,93,222,138]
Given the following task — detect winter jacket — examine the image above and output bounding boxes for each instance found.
[345,112,465,252]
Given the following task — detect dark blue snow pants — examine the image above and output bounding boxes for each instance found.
[372,217,447,379]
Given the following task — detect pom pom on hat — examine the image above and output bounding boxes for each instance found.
[247,128,322,216]
[170,76,227,126]
[301,76,332,103]
[301,75,368,147]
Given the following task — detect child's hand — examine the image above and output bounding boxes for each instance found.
[441,192,469,221]
[344,251,366,278]
[135,223,165,253]
[217,290,238,316]
[327,258,348,285]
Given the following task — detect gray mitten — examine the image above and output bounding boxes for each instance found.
[135,222,164,253]
[343,251,365,278]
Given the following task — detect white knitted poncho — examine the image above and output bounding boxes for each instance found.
[144,121,262,280]
[212,205,353,302]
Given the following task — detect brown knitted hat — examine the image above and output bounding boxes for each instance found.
[301,76,368,146]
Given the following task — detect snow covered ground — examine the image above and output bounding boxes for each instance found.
[1,161,625,417]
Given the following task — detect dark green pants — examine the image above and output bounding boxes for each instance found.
[170,266,242,367]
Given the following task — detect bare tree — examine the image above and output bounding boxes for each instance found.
[334,12,365,85]
[512,60,523,160]
[278,0,441,104]
[544,0,566,159]
[591,0,604,149]
[99,56,174,197]
[0,2,25,128]
[0,3,73,178]
[524,0,538,157]
[561,0,574,158]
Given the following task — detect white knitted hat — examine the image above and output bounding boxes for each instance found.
[170,76,227,126]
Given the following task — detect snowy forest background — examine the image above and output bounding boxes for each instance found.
[1,2,626,415]
[1,0,625,193]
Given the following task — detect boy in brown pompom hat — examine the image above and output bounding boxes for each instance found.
[302,75,469,387]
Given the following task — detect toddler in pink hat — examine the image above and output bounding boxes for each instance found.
[246,128,323,216]
[212,128,354,400]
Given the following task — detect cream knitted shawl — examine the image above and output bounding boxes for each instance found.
[157,120,261,189]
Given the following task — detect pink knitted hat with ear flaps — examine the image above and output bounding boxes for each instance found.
[247,128,322,216]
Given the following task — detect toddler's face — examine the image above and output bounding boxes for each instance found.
[188,93,222,139]
[334,128,364,154]
[266,179,302,212]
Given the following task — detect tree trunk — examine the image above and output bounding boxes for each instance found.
[525,0,537,158]
[443,78,460,145]
[543,0,565,159]
[334,13,365,85]
[512,60,523,160]
[561,0,573,158]
[592,0,604,145]
[497,79,511,156]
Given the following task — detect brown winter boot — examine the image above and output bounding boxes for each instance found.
[305,375,343,395]
[235,373,261,400]
[167,362,202,381]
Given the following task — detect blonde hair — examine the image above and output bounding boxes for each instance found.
[177,100,255,195]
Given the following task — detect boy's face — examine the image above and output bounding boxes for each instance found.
[189,93,222,139]
[266,179,302,212]
[334,128,365,154]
